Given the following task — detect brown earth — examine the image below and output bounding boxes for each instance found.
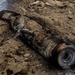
[0,0,75,75]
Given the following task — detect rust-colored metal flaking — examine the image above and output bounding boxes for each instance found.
[0,10,75,69]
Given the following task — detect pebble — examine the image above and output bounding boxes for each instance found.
[16,50,25,55]
[24,53,30,57]
[68,15,73,19]
[24,58,30,62]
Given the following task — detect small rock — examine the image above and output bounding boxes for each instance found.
[69,3,74,8]
[69,10,72,14]
[68,15,73,19]
[24,53,30,57]
[46,1,66,8]
[16,50,25,55]
[24,58,30,62]
[30,1,40,5]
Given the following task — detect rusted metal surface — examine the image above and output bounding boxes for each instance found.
[56,44,75,69]
[0,10,58,58]
[1,10,75,70]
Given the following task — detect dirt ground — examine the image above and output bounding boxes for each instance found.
[0,0,75,75]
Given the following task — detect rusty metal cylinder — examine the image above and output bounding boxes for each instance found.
[1,10,75,69]
[21,19,58,58]
[20,18,75,69]
[0,10,57,59]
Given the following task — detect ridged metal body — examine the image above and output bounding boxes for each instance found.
[21,19,58,58]
[1,10,75,69]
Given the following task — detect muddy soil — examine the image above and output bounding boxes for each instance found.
[0,0,75,75]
